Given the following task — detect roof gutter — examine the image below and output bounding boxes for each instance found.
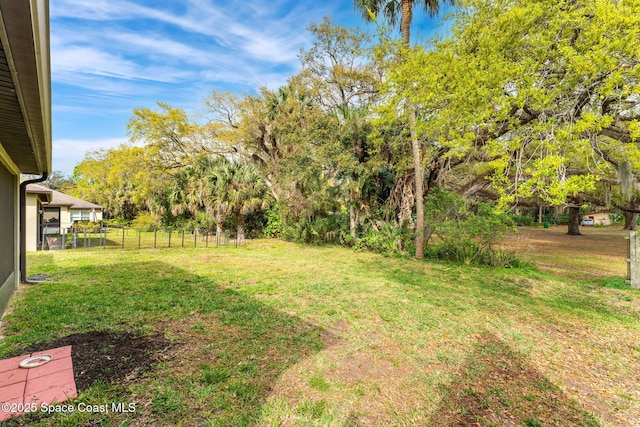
[19,173,47,283]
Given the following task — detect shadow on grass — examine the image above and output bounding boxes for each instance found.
[429,332,601,427]
[0,261,329,426]
[373,260,638,323]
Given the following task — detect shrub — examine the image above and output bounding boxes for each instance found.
[72,221,100,233]
[178,211,216,233]
[263,206,284,237]
[426,240,525,268]
[511,214,535,226]
[281,213,347,245]
[423,190,521,267]
[426,238,480,264]
[131,212,161,232]
[609,212,624,225]
[353,222,414,257]
[555,213,569,225]
[105,217,129,227]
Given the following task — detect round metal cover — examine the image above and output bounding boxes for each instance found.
[19,354,52,368]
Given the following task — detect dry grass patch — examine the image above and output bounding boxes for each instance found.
[429,332,600,427]
[503,226,628,281]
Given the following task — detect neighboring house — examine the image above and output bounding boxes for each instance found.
[24,183,51,252]
[582,211,615,226]
[25,184,103,251]
[0,1,51,315]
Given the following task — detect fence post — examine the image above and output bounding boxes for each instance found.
[206,231,209,248]
[626,231,640,289]
[121,227,125,249]
[181,230,185,247]
[194,229,197,248]
[168,228,172,248]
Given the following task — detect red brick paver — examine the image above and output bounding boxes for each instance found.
[0,346,76,421]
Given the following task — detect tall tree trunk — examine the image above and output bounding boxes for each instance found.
[622,198,640,230]
[349,189,357,238]
[399,0,424,258]
[400,0,412,45]
[410,108,424,258]
[538,206,543,224]
[567,206,582,235]
[393,175,414,225]
[624,211,638,230]
[237,221,245,243]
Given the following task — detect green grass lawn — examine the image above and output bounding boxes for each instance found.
[1,235,639,426]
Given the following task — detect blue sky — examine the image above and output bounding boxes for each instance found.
[51,0,452,175]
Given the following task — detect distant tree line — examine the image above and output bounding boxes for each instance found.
[58,0,639,264]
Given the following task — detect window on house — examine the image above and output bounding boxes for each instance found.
[70,210,91,222]
[42,207,60,235]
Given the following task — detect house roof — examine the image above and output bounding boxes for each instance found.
[24,182,51,203]
[0,0,51,175]
[26,183,102,210]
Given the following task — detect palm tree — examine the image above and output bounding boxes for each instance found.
[164,157,226,233]
[335,104,370,237]
[354,0,451,45]
[353,0,454,259]
[210,161,270,240]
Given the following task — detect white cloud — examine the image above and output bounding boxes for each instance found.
[50,0,138,20]
[49,0,321,90]
[54,47,141,79]
[106,32,211,64]
[48,0,365,159]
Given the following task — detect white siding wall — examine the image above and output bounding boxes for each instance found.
[25,193,39,251]
[60,207,71,230]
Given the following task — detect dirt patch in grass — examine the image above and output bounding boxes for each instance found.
[266,325,431,426]
[17,330,171,390]
[503,226,628,280]
[429,332,601,427]
[125,305,330,426]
